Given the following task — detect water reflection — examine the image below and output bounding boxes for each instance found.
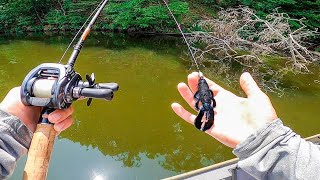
[1,35,232,179]
[10,139,178,180]
[1,34,319,179]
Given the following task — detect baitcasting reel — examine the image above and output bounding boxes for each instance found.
[21,63,119,109]
[21,1,119,179]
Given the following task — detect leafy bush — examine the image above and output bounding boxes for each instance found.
[0,0,51,32]
[104,0,189,31]
[1,0,317,33]
[44,0,94,31]
[0,0,189,33]
[218,0,320,30]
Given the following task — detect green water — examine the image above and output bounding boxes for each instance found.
[0,33,319,180]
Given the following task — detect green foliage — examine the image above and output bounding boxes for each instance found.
[45,10,67,26]
[0,0,189,33]
[104,0,189,31]
[223,0,320,30]
[1,0,318,33]
[218,0,237,7]
[44,0,96,30]
[0,0,51,32]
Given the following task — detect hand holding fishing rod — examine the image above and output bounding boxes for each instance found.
[20,0,118,179]
[21,64,117,180]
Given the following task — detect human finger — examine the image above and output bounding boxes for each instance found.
[8,87,21,96]
[177,83,197,110]
[171,103,196,124]
[54,115,73,132]
[172,102,236,147]
[187,72,200,93]
[240,72,263,98]
[209,82,225,97]
[188,72,225,96]
[48,106,74,124]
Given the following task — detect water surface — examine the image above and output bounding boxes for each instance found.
[0,33,318,179]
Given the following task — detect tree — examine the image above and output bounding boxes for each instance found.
[104,0,189,31]
[217,0,320,30]
[0,0,51,32]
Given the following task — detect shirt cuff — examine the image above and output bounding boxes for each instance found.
[0,109,33,149]
[232,119,292,159]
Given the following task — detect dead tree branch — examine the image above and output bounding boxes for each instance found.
[187,7,319,72]
[185,7,320,94]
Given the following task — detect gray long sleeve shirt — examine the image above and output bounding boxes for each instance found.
[233,119,320,180]
[0,109,32,179]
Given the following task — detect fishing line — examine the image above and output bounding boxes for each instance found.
[161,0,201,73]
[161,1,216,132]
[58,0,105,64]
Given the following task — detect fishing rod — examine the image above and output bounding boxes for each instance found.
[161,0,216,132]
[21,0,118,179]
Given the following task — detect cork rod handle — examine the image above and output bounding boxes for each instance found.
[23,124,56,180]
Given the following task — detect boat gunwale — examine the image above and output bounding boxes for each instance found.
[164,134,320,180]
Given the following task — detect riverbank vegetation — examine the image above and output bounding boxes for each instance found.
[0,0,189,33]
[1,0,319,94]
[1,0,319,33]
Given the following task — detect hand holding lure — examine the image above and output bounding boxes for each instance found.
[161,0,216,131]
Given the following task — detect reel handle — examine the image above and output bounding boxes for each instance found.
[79,88,114,100]
[23,108,56,180]
[77,81,119,92]
[97,83,119,91]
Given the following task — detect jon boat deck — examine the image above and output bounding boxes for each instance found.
[164,134,320,180]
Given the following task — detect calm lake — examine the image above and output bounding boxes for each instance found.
[0,33,319,180]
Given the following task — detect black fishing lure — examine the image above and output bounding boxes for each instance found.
[194,76,216,131]
[160,0,217,131]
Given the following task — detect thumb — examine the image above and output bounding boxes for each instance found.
[240,72,262,97]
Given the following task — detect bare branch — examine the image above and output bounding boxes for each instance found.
[185,6,320,94]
